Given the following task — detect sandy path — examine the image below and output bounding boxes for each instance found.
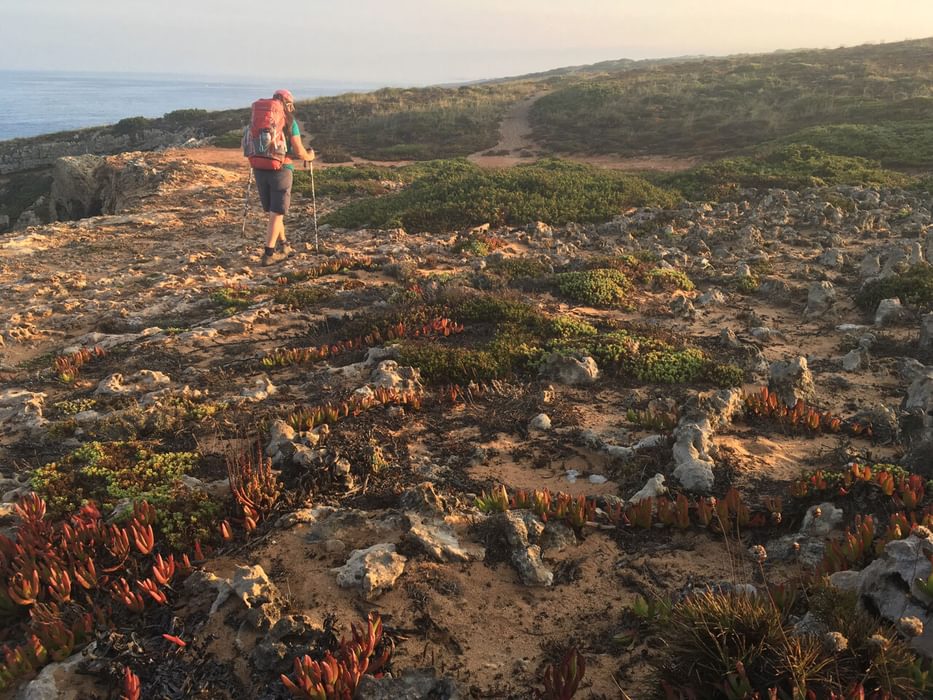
[467,92,543,162]
[176,93,700,173]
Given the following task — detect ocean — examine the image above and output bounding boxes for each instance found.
[0,70,377,142]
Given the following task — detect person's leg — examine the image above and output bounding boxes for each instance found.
[265,213,284,248]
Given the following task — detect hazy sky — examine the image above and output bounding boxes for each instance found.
[3,1,932,85]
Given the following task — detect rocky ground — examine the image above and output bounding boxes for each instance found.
[1,150,932,698]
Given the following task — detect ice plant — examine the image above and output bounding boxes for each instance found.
[120,667,141,700]
[227,442,281,515]
[281,612,392,699]
[535,648,586,700]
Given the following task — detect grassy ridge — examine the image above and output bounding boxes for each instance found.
[529,39,933,161]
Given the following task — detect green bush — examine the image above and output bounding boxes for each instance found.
[645,268,695,291]
[855,264,933,311]
[272,285,334,309]
[555,268,631,307]
[776,121,933,168]
[665,145,911,200]
[213,129,243,148]
[395,342,507,384]
[31,442,221,549]
[324,159,679,233]
[32,442,199,516]
[293,164,411,197]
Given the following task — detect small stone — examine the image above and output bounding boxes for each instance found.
[529,413,551,431]
[898,616,924,639]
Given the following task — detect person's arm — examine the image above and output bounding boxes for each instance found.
[288,121,315,162]
[289,134,314,162]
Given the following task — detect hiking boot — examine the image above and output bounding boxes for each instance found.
[280,242,295,257]
[260,249,288,266]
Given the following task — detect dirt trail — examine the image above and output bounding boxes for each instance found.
[178,93,699,174]
[467,92,543,162]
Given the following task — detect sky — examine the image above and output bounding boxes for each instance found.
[2,0,932,86]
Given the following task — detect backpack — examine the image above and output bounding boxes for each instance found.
[242,98,288,170]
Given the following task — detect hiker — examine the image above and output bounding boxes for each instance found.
[243,89,315,266]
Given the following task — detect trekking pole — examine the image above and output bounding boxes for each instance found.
[241,167,253,237]
[309,159,320,252]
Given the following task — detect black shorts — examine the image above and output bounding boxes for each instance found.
[253,168,293,215]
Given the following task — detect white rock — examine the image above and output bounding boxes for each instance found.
[332,543,406,599]
[15,647,92,700]
[629,473,667,503]
[672,420,716,493]
[875,298,907,326]
[241,375,276,402]
[529,413,551,431]
[0,388,47,433]
[96,370,171,396]
[800,503,844,536]
[405,514,484,562]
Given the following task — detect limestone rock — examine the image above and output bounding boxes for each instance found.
[875,298,908,326]
[0,388,47,434]
[768,357,815,407]
[184,570,234,615]
[15,647,92,700]
[831,534,933,659]
[672,420,716,493]
[250,614,322,673]
[842,349,864,372]
[920,314,933,355]
[48,154,105,221]
[95,370,171,396]
[492,510,553,586]
[629,473,667,504]
[539,353,599,385]
[356,669,462,699]
[529,413,551,431]
[399,482,448,514]
[370,360,423,393]
[804,281,836,318]
[800,503,845,537]
[405,514,484,562]
[231,564,284,629]
[266,419,297,462]
[241,375,276,402]
[333,543,407,599]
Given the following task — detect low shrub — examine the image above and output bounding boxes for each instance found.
[855,263,933,312]
[324,159,679,233]
[272,285,334,310]
[665,145,911,201]
[31,442,219,549]
[645,268,695,291]
[555,269,631,307]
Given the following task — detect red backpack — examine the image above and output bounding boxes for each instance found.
[242,98,288,170]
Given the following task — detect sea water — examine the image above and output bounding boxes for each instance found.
[0,70,376,141]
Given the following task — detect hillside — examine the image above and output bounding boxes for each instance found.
[1,138,933,697]
[1,38,933,699]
